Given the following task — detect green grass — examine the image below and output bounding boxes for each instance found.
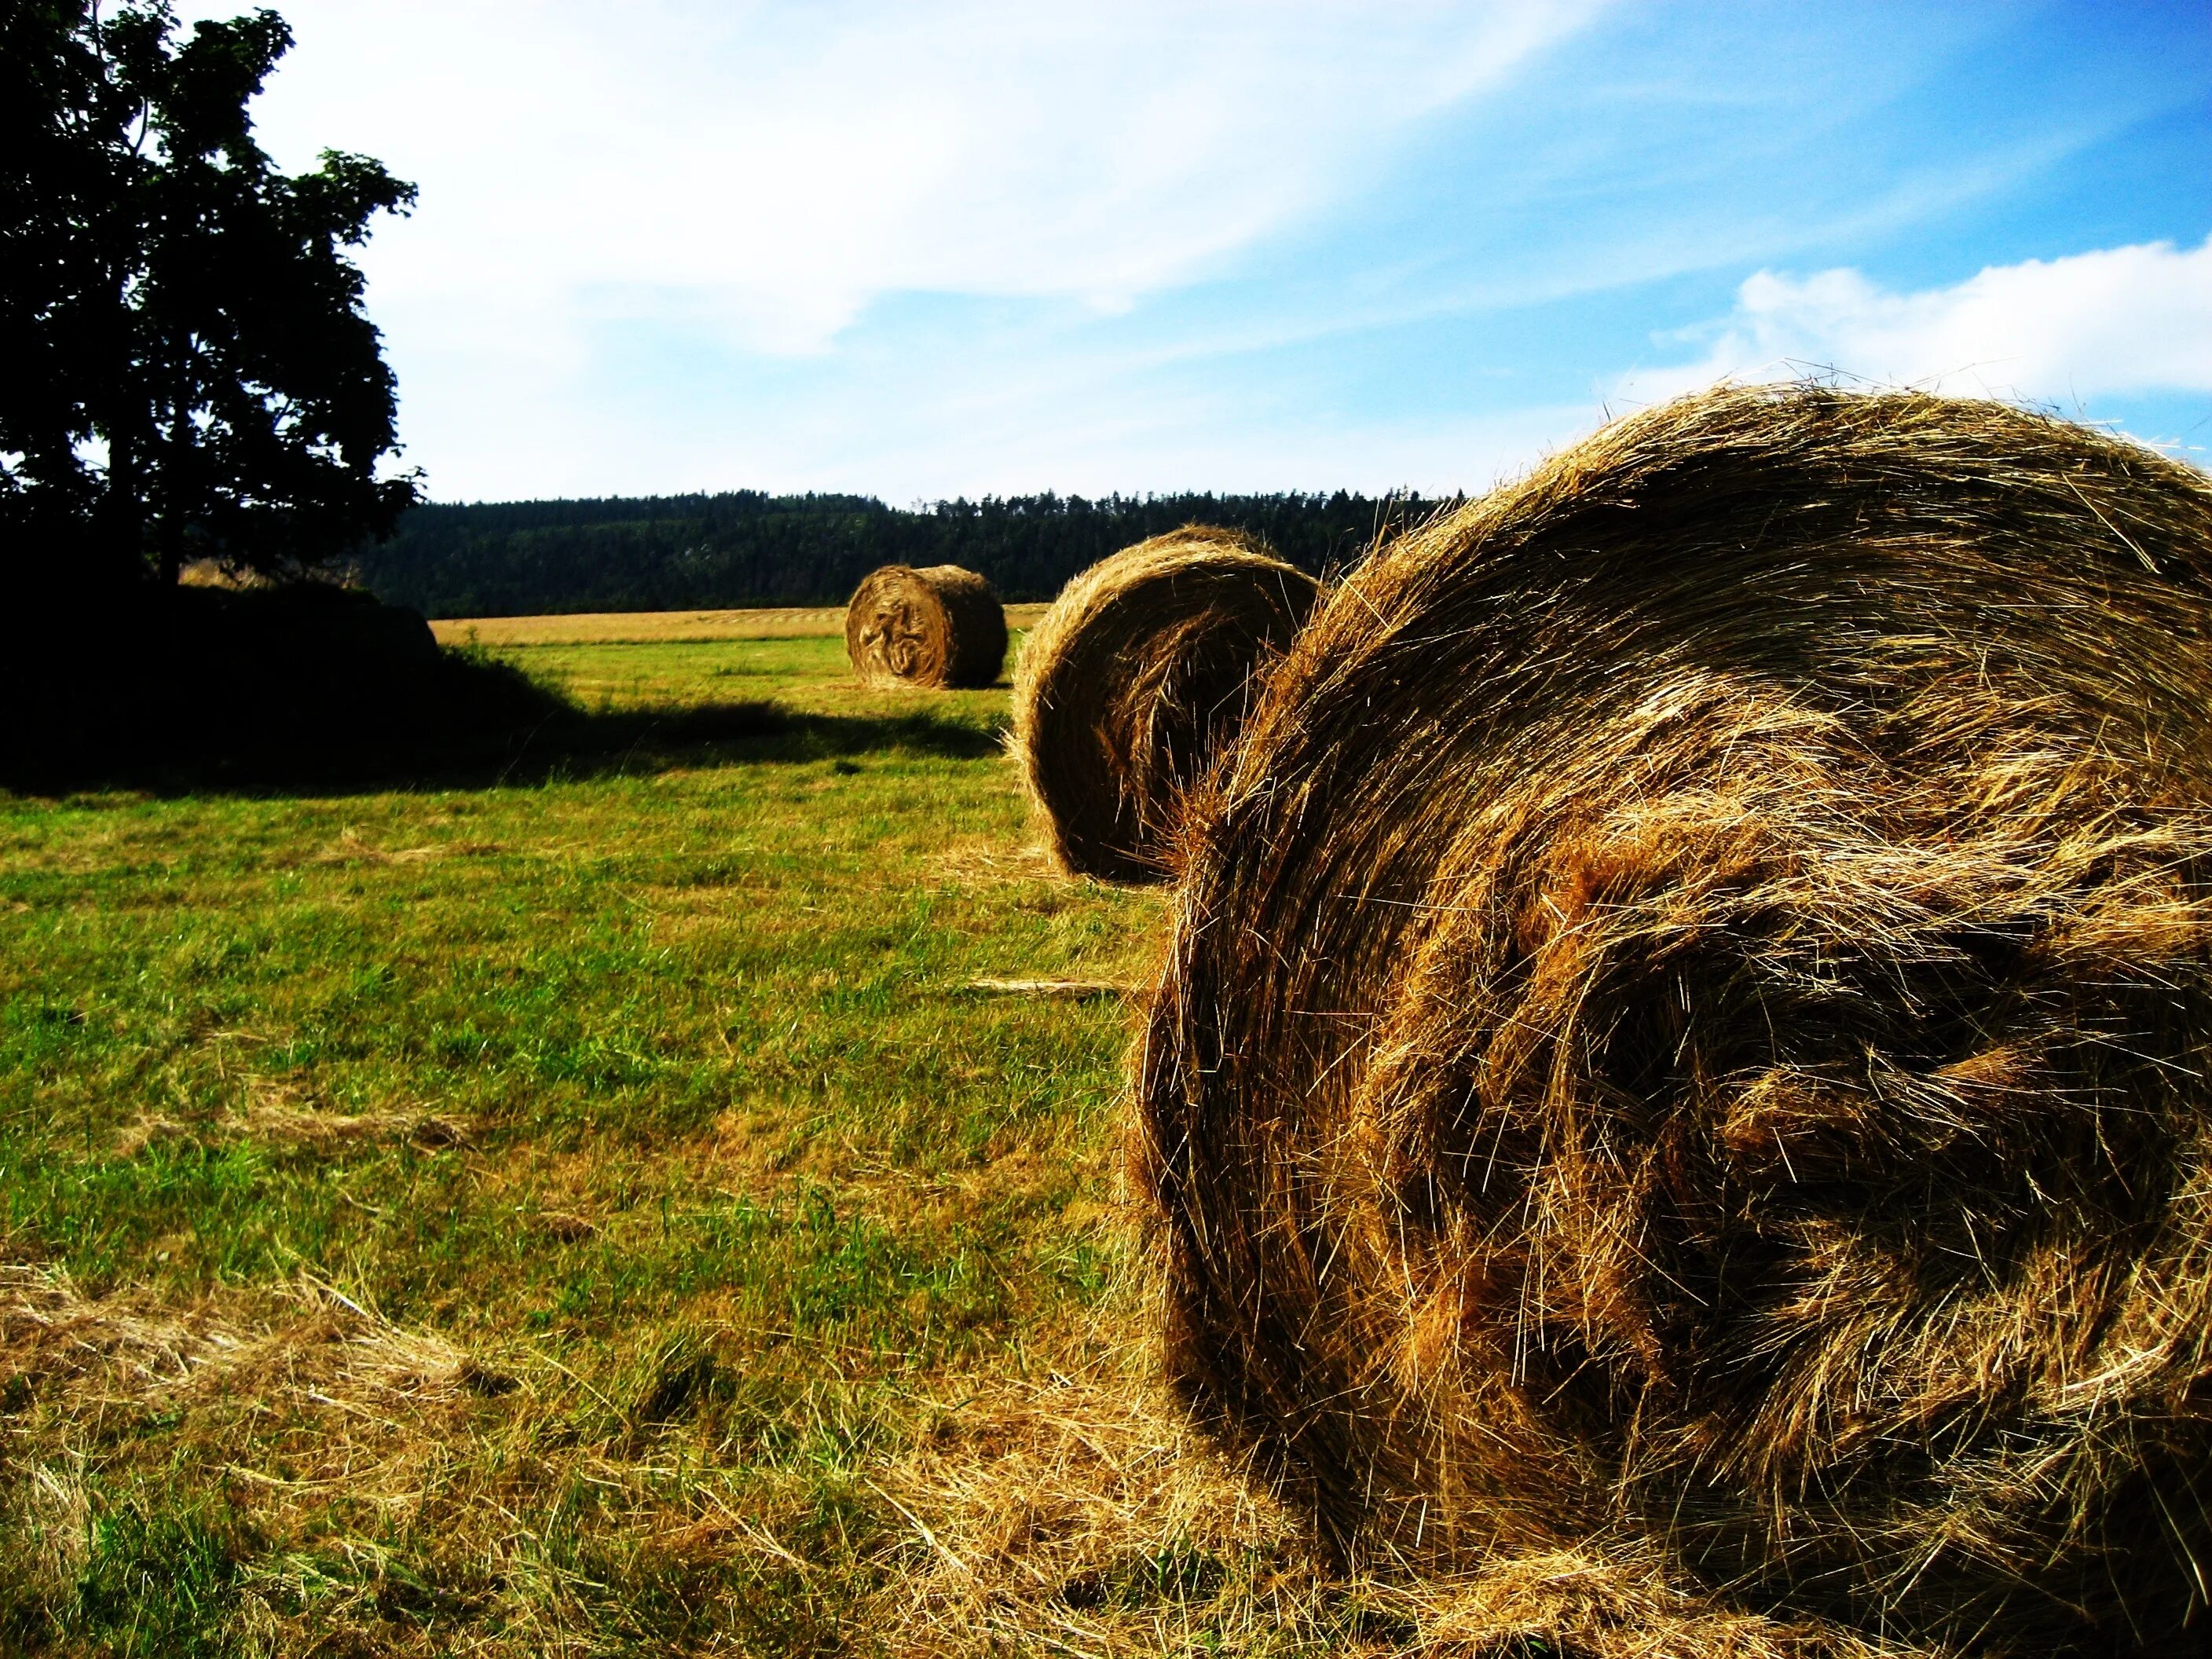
[2,631,1375,1655]
[493,634,1015,719]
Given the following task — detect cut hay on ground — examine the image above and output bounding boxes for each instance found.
[0,1263,836,1654]
[864,1301,1909,1657]
[866,1349,1318,1656]
[1013,528,1320,883]
[114,1077,471,1158]
[963,976,1134,999]
[0,1264,513,1477]
[1137,385,2212,1655]
[846,565,1009,689]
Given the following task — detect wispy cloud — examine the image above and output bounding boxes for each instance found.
[217,0,1602,353]
[170,0,2212,500]
[1619,236,2212,408]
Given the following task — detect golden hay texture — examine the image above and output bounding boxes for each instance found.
[1013,529,1320,882]
[863,1337,1322,1656]
[864,1307,1914,1658]
[845,564,1009,688]
[1136,385,2212,1656]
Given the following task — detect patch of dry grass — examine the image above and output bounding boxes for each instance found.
[0,1254,1445,1658]
[964,977,1135,999]
[113,1086,473,1159]
[433,604,1050,648]
[867,1337,1320,1656]
[933,837,1056,888]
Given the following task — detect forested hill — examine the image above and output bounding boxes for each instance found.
[356,489,1454,617]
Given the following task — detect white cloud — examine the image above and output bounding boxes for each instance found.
[1620,236,2212,408]
[192,0,1601,355]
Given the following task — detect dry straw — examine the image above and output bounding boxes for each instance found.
[1137,385,2212,1655]
[1013,528,1320,882]
[845,564,1009,689]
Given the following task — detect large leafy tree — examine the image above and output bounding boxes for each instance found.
[2,1,419,588]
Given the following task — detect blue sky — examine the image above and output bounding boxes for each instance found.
[192,0,2212,503]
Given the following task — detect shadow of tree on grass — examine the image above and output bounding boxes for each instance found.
[2,592,1005,798]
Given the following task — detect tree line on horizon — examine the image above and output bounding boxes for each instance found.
[357,489,1462,617]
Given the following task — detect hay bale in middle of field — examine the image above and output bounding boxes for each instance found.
[1014,529,1319,882]
[846,563,1008,689]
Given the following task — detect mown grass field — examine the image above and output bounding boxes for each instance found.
[0,620,1389,1657]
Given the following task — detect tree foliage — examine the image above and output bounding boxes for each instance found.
[2,1,418,588]
[361,489,1459,617]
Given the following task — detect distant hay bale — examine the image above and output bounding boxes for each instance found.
[1137,386,2212,1654]
[845,564,1008,689]
[1013,529,1320,883]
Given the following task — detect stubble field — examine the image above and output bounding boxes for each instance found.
[0,619,1400,1657]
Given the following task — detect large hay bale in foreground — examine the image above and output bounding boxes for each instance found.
[1014,529,1319,882]
[1137,386,2212,1654]
[845,564,1007,689]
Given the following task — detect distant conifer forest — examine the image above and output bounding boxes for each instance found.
[357,490,1456,617]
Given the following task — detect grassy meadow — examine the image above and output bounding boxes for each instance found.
[0,617,1386,1657]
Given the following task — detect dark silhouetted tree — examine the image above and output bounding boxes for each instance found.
[2,1,418,590]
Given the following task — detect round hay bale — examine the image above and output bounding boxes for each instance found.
[845,564,1008,689]
[1137,386,2212,1653]
[1013,528,1320,882]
